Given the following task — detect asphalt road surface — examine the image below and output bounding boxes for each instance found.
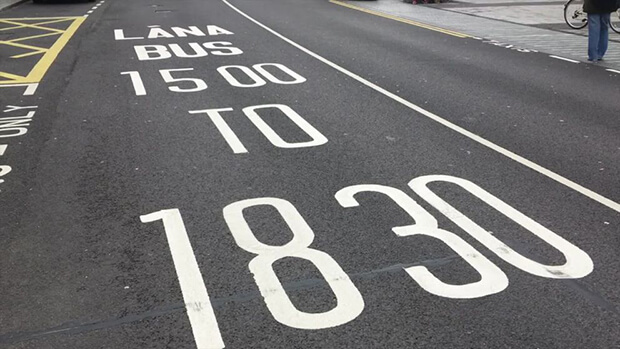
[1,0,619,348]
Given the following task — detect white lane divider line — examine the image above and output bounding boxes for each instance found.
[84,0,106,17]
[607,69,620,74]
[0,144,7,156]
[549,55,580,63]
[221,0,620,214]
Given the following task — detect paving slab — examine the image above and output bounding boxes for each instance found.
[447,4,566,24]
[347,0,620,68]
[0,0,26,11]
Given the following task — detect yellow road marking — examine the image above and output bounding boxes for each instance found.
[0,17,73,31]
[0,40,47,52]
[329,0,470,38]
[9,32,62,43]
[11,50,46,59]
[0,18,65,33]
[0,16,85,84]
[0,71,26,80]
[23,17,85,84]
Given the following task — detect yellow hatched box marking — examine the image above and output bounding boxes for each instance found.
[0,17,85,85]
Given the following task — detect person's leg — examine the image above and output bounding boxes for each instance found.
[598,13,611,59]
[588,13,601,61]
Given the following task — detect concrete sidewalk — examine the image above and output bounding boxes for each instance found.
[0,0,26,11]
[345,0,620,69]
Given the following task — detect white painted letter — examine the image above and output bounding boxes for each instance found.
[0,128,28,138]
[188,108,247,154]
[134,45,172,61]
[169,43,209,58]
[147,26,174,39]
[171,26,206,37]
[203,42,243,56]
[242,104,327,149]
[206,25,234,35]
[114,29,144,41]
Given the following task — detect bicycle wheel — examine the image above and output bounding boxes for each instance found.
[564,0,588,29]
[611,9,620,34]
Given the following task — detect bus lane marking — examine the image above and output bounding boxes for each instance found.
[221,0,620,214]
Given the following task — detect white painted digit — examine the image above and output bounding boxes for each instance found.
[409,175,594,279]
[252,63,306,85]
[335,185,509,299]
[217,64,306,88]
[0,165,11,184]
[160,68,208,93]
[140,209,225,349]
[242,104,328,149]
[120,71,147,96]
[217,65,266,88]
[223,198,364,329]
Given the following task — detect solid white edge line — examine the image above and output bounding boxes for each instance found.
[220,0,620,213]
[607,69,620,74]
[0,144,7,156]
[549,55,580,63]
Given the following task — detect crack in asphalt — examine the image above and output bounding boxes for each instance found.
[2,247,617,345]
[0,255,460,345]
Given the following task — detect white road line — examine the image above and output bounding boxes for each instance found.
[0,83,38,96]
[84,1,104,16]
[221,0,620,213]
[0,145,7,156]
[607,69,620,74]
[549,55,580,63]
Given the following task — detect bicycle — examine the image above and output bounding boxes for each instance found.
[563,0,620,34]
